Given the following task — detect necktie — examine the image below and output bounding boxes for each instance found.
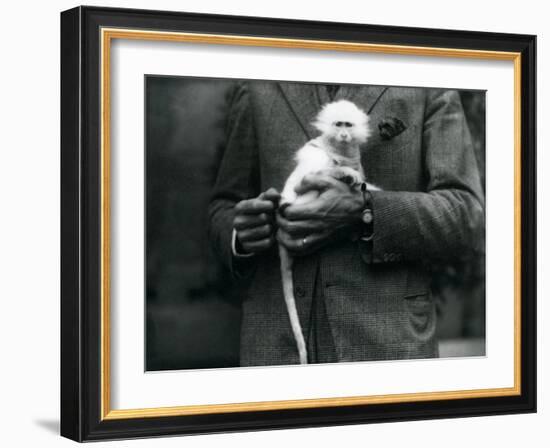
[326,85,340,101]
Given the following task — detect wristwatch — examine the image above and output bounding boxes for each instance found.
[359,182,374,241]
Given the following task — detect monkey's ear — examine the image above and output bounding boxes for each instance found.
[378,117,407,140]
[312,118,331,135]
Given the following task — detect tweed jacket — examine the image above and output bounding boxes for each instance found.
[208,81,484,366]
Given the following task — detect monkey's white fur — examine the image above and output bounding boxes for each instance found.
[279,99,379,364]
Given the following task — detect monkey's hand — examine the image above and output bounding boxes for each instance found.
[276,174,363,256]
[317,166,364,188]
[233,188,280,255]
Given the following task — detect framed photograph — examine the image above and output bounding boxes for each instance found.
[60,6,536,441]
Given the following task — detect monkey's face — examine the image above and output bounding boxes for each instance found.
[328,120,358,148]
[313,100,370,150]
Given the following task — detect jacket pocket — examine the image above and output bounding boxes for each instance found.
[404,292,436,340]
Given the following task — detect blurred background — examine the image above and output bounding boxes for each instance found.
[145,76,486,371]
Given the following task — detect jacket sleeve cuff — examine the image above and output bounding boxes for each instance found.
[231,228,256,258]
[230,229,257,279]
[357,190,391,264]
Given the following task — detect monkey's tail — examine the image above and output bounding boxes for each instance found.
[279,244,308,364]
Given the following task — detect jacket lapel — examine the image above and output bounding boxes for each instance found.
[277,82,321,140]
[349,85,389,114]
[277,82,390,140]
[320,84,389,114]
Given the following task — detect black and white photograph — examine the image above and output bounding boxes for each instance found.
[145,77,486,371]
[55,4,538,443]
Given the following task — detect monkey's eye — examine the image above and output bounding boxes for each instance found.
[343,122,353,128]
[334,121,343,127]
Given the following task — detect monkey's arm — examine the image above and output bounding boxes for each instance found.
[361,90,484,264]
[207,83,260,278]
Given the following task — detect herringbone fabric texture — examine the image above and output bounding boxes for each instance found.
[208,82,484,366]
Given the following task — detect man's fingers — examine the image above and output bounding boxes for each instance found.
[259,188,281,204]
[241,236,276,253]
[235,188,280,215]
[276,228,332,254]
[282,202,321,220]
[300,229,332,248]
[235,198,276,214]
[234,213,270,230]
[276,213,327,236]
[237,224,273,242]
[294,173,339,195]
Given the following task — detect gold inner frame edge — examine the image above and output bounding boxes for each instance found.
[100,27,522,421]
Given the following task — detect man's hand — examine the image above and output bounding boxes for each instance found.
[233,188,280,255]
[276,174,364,256]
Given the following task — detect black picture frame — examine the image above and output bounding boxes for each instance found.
[61,5,536,442]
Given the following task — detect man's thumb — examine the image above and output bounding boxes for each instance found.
[259,188,281,204]
[294,174,333,195]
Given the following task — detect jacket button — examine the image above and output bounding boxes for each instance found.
[295,287,305,298]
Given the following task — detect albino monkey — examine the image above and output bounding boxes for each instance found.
[278,99,379,364]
